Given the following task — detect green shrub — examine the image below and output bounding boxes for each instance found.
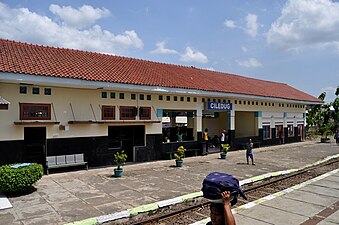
[0,163,44,193]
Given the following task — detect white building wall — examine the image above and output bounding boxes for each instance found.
[0,82,308,142]
[0,83,203,141]
[232,100,304,125]
[235,111,256,137]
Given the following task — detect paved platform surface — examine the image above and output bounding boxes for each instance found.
[0,140,338,225]
[233,169,339,225]
[193,169,339,225]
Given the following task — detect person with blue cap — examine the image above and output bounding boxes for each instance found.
[202,172,247,225]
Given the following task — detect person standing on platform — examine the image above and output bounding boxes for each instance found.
[220,130,227,151]
[246,138,255,165]
[204,128,209,155]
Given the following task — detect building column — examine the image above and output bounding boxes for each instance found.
[255,111,263,129]
[228,110,235,146]
[303,112,307,140]
[283,112,288,142]
[195,107,203,149]
[255,111,263,141]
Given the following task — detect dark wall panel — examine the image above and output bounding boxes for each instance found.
[0,140,24,165]
[271,128,276,139]
[162,140,199,158]
[228,130,235,148]
[47,136,110,166]
[134,134,162,162]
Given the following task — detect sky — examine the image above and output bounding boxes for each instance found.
[0,0,338,103]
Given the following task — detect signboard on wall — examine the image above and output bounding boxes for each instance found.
[175,116,187,124]
[205,102,232,111]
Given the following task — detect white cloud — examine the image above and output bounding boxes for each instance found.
[244,14,258,38]
[236,58,262,68]
[321,86,337,102]
[225,14,259,38]
[180,47,208,64]
[267,0,339,51]
[241,46,248,52]
[224,19,236,28]
[0,2,143,54]
[151,41,178,54]
[49,4,110,29]
[203,67,216,71]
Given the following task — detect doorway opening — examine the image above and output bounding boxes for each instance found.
[24,127,46,165]
[108,125,145,162]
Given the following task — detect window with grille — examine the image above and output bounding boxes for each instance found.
[288,125,294,137]
[263,125,271,140]
[131,93,136,100]
[139,107,151,120]
[19,86,27,94]
[276,125,284,138]
[20,103,51,120]
[139,94,144,100]
[298,124,303,136]
[120,106,136,120]
[44,88,52,95]
[102,106,115,120]
[0,105,8,110]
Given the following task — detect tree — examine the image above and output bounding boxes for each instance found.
[306,92,325,128]
[306,87,339,137]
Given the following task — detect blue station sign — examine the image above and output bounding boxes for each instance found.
[206,102,232,111]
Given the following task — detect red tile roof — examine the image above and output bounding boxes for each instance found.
[0,39,321,103]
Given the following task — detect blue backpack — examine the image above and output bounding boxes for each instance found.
[202,172,247,206]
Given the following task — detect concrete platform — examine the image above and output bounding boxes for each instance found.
[0,140,338,225]
[233,169,339,225]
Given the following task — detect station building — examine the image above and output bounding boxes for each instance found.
[0,39,322,167]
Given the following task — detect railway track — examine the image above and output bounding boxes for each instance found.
[107,158,339,225]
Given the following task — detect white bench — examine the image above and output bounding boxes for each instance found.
[46,154,88,175]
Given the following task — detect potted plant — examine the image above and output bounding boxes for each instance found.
[220,144,230,159]
[174,146,186,167]
[113,150,127,177]
[319,124,333,143]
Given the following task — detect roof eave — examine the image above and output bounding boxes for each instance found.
[0,72,321,105]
